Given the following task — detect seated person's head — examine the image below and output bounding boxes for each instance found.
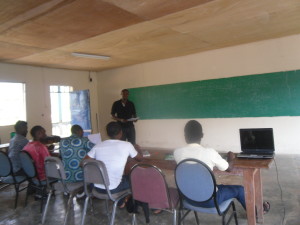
[184,120,203,144]
[30,126,46,142]
[106,122,122,139]
[14,120,28,137]
[71,125,84,137]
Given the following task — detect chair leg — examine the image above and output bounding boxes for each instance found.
[14,184,20,209]
[173,209,177,225]
[109,201,118,225]
[194,211,200,225]
[232,202,238,225]
[24,184,30,207]
[105,199,110,218]
[179,209,190,225]
[131,213,137,225]
[90,197,95,215]
[63,194,74,225]
[40,187,47,213]
[41,190,53,224]
[81,196,90,225]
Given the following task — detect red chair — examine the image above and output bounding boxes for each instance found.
[130,164,179,225]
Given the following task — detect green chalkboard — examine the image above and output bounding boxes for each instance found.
[129,70,300,119]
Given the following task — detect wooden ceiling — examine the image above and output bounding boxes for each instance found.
[1,0,300,71]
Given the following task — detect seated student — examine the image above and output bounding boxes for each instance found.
[174,120,246,209]
[8,121,29,175]
[83,121,143,207]
[23,126,51,181]
[174,120,271,213]
[60,125,94,183]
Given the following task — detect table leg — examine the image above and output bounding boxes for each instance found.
[243,169,256,225]
[254,169,263,223]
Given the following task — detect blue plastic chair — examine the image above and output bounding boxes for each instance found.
[19,151,48,212]
[0,151,27,208]
[175,158,238,225]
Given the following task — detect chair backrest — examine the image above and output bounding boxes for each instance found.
[82,159,110,194]
[175,158,216,203]
[19,151,36,179]
[44,156,66,180]
[0,151,12,177]
[130,164,171,209]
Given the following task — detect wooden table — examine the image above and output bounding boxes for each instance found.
[127,148,273,225]
[232,157,273,225]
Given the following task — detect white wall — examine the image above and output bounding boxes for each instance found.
[97,34,300,154]
[0,63,98,143]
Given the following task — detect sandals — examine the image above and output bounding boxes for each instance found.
[119,195,130,209]
[152,209,163,215]
[263,201,271,214]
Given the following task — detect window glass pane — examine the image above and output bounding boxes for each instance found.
[0,82,26,126]
[61,93,71,122]
[50,86,58,93]
[50,85,72,137]
[50,93,60,123]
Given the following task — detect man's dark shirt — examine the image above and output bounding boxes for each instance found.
[111,99,136,128]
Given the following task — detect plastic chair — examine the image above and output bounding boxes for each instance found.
[175,158,238,225]
[0,151,27,208]
[41,156,83,225]
[130,164,179,225]
[19,151,48,212]
[80,159,131,225]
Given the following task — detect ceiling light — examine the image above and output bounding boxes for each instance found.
[71,52,111,60]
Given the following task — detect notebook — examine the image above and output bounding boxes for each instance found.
[237,128,275,159]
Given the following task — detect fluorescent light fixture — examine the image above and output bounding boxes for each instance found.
[71,52,111,60]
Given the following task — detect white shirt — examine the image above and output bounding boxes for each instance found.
[88,139,137,189]
[174,143,228,171]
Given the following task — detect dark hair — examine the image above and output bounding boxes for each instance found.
[121,89,129,93]
[30,125,44,138]
[71,124,83,135]
[184,120,203,143]
[14,120,27,134]
[106,122,122,138]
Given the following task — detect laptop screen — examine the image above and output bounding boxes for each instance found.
[239,128,275,154]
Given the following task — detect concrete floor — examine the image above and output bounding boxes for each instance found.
[0,154,299,225]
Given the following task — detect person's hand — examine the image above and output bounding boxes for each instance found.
[225,151,235,172]
[227,151,235,162]
[120,119,127,123]
[134,144,142,154]
[47,144,55,151]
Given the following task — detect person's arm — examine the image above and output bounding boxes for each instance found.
[133,144,143,161]
[111,114,127,123]
[111,101,127,123]
[132,102,138,121]
[80,155,92,167]
[226,151,235,172]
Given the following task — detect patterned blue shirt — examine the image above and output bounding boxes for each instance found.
[59,135,94,182]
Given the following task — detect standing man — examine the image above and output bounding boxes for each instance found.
[111,89,138,145]
[8,121,29,175]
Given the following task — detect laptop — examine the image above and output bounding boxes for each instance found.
[237,128,275,159]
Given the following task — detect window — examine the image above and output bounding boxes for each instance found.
[50,85,73,137]
[0,82,26,126]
